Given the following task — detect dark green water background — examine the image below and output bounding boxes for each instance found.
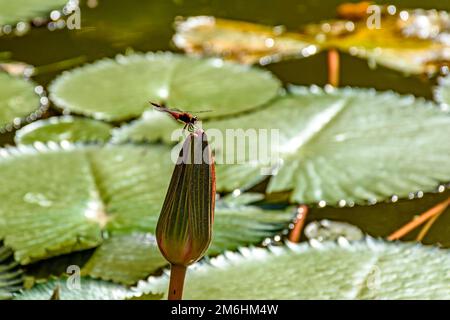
[1,0,449,246]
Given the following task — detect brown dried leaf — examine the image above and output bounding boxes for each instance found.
[173,16,319,65]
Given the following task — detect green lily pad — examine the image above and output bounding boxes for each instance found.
[209,199,293,255]
[0,73,46,133]
[113,86,450,205]
[216,87,450,205]
[436,75,450,109]
[0,0,68,26]
[0,244,24,300]
[81,198,293,285]
[112,109,181,144]
[15,116,113,145]
[49,52,281,122]
[0,143,173,264]
[14,277,132,300]
[0,143,293,266]
[220,192,265,206]
[135,239,450,299]
[81,233,167,286]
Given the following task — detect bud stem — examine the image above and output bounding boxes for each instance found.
[168,264,187,300]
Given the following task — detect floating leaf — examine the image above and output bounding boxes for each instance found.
[112,109,180,144]
[436,75,450,109]
[216,87,450,205]
[81,233,167,286]
[0,0,68,27]
[115,86,450,205]
[174,16,319,65]
[49,52,281,122]
[176,8,450,75]
[135,239,450,299]
[209,199,293,255]
[83,201,293,285]
[0,143,292,265]
[14,277,132,300]
[0,243,24,300]
[220,192,265,207]
[0,143,173,264]
[15,116,113,145]
[0,73,46,133]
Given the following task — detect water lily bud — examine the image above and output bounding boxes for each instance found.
[156,129,216,266]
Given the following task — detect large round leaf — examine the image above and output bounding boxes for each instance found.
[15,116,113,145]
[112,109,182,144]
[49,52,281,122]
[81,233,167,286]
[0,143,293,265]
[0,73,46,132]
[0,0,67,26]
[0,143,172,264]
[115,86,450,205]
[82,198,293,285]
[208,197,293,255]
[14,277,132,300]
[216,86,450,205]
[135,239,450,299]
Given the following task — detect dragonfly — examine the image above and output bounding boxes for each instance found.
[151,102,209,132]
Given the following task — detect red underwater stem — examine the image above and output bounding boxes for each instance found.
[327,49,340,87]
[388,197,450,241]
[288,205,309,243]
[168,264,187,300]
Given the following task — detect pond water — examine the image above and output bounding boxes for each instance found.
[1,0,449,246]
